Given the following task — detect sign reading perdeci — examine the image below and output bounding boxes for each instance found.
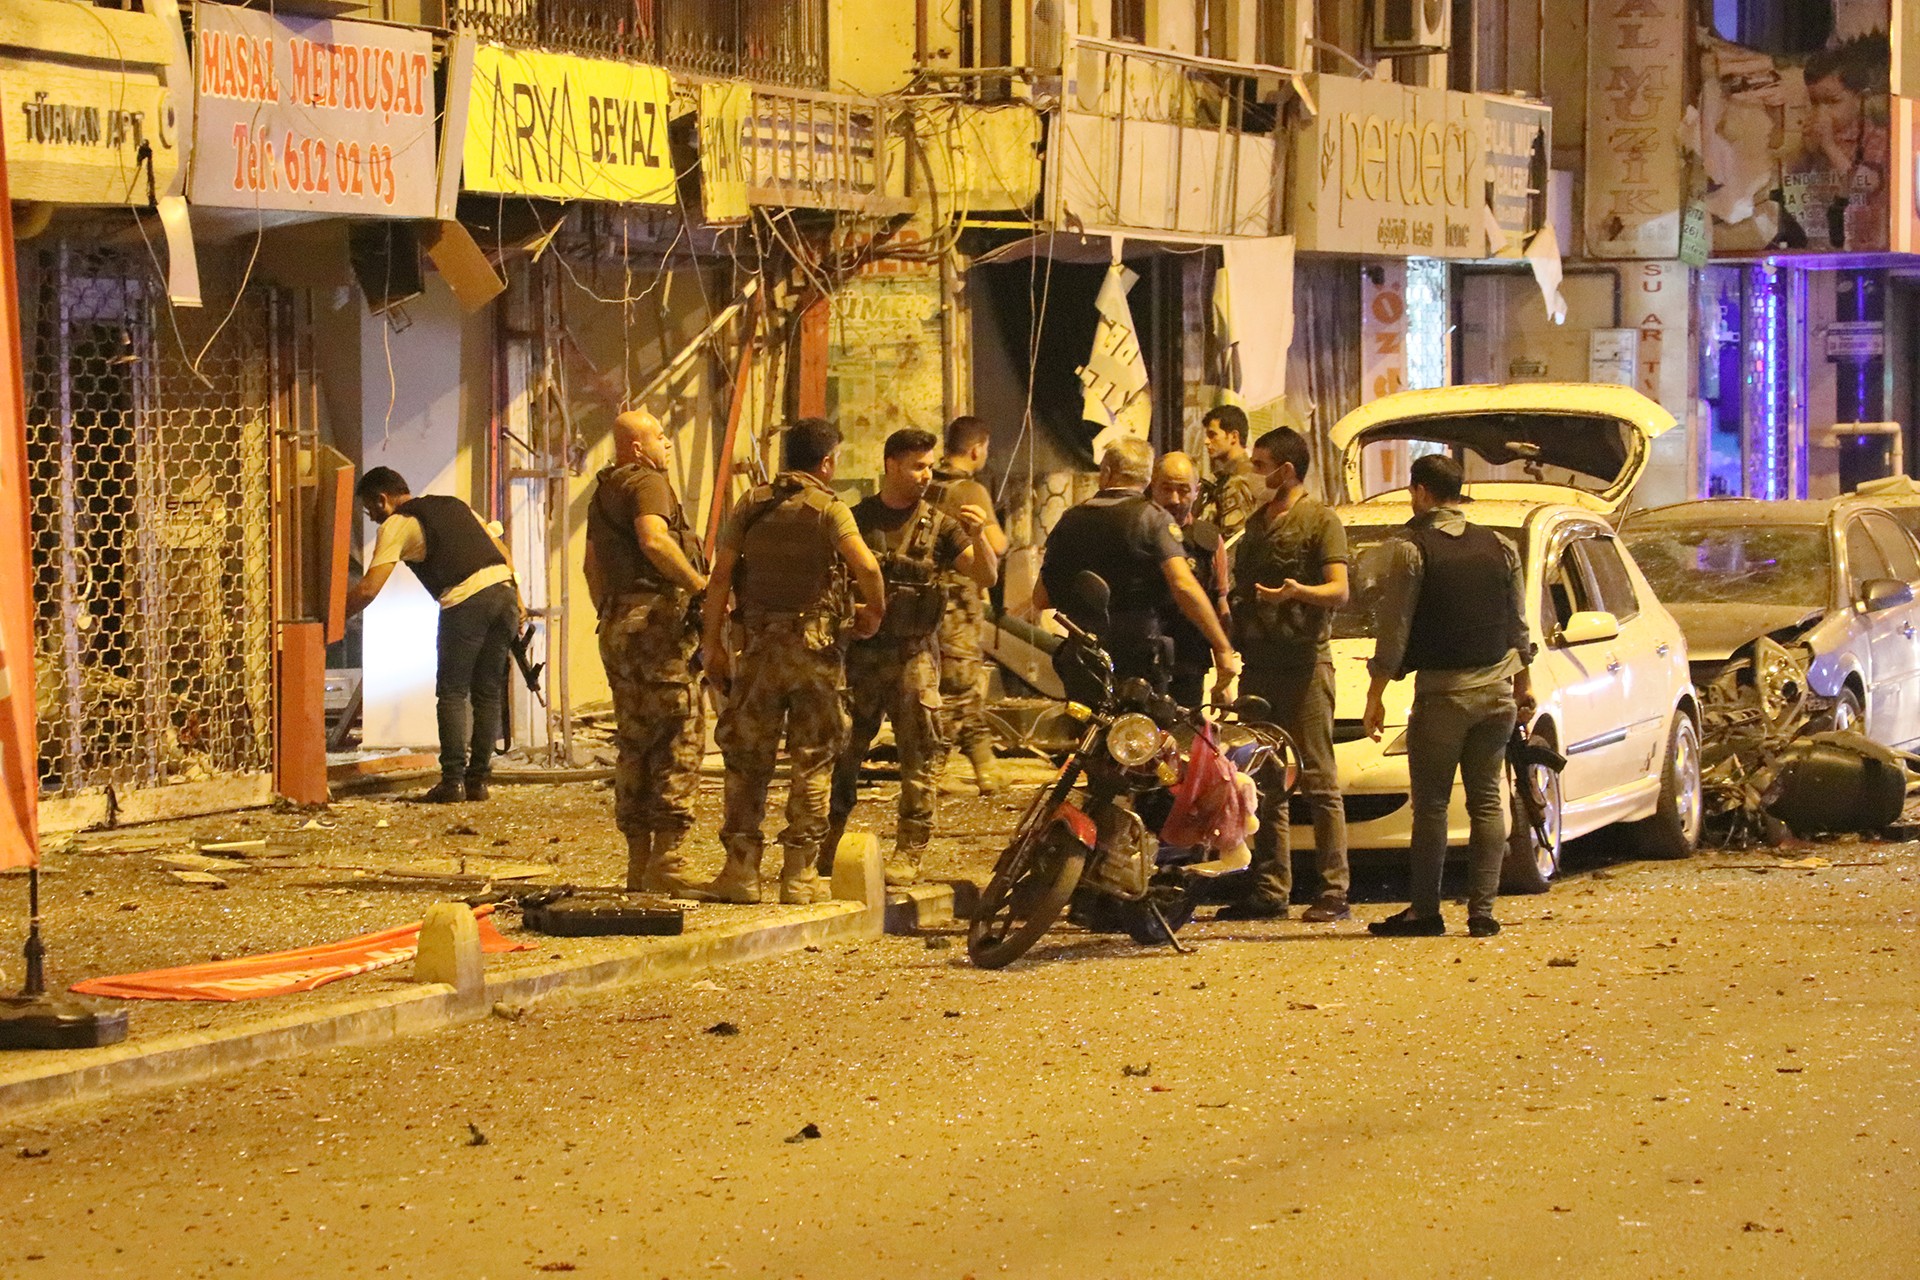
[462,45,673,204]
[1292,74,1486,259]
[190,4,436,216]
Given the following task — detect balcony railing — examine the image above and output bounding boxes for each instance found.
[449,0,827,89]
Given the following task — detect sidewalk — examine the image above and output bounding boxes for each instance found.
[0,764,1040,1118]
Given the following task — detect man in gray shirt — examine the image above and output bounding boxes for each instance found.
[1361,454,1534,938]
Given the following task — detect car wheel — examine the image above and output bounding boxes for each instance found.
[1500,733,1564,895]
[1826,685,1864,735]
[1632,712,1702,859]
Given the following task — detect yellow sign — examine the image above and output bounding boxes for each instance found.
[0,55,178,205]
[462,45,673,203]
[1291,74,1485,259]
[698,81,750,222]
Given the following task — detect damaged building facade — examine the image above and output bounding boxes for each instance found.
[50,0,1897,831]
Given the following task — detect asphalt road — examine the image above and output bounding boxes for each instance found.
[2,845,1917,1279]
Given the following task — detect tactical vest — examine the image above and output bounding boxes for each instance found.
[858,497,947,642]
[732,474,849,624]
[394,494,505,601]
[1399,522,1514,676]
[589,464,707,597]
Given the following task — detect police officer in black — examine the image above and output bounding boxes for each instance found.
[1035,437,1239,695]
[347,467,523,804]
[1361,453,1535,938]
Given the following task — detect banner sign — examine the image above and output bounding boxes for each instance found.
[1291,74,1486,259]
[1699,1,1892,254]
[462,45,674,204]
[1482,96,1550,256]
[0,55,177,205]
[189,3,435,216]
[1585,0,1688,258]
[699,80,750,222]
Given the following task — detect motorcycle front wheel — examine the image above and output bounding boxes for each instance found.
[967,821,1087,970]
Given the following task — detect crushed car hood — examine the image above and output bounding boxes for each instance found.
[1329,383,1675,516]
[1665,602,1822,662]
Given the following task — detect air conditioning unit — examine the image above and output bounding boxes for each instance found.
[1373,0,1452,53]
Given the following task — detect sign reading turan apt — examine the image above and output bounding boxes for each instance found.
[190,4,437,217]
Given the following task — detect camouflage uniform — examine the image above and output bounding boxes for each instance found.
[713,472,857,902]
[1204,454,1265,538]
[587,461,706,889]
[928,466,996,774]
[828,496,970,879]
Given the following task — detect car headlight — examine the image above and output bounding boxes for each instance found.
[1751,637,1806,723]
[1106,713,1165,768]
[1382,730,1408,756]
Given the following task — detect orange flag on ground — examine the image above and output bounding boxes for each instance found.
[69,905,531,1002]
[0,127,40,870]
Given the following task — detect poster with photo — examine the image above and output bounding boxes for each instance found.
[1701,2,1890,254]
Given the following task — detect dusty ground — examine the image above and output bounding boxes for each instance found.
[0,757,1046,1040]
[1,831,1915,1277]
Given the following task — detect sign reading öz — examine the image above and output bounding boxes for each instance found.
[189,3,437,217]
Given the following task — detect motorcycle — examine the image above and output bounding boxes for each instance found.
[967,575,1296,970]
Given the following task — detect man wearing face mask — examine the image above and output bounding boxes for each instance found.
[1149,451,1232,711]
[824,428,998,888]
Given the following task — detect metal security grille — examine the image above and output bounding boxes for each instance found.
[448,0,828,87]
[20,242,275,799]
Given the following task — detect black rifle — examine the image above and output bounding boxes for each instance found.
[510,624,547,707]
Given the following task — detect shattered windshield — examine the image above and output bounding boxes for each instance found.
[1621,524,1831,608]
[1332,523,1526,640]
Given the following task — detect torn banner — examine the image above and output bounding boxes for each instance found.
[1078,262,1152,457]
[70,905,530,1001]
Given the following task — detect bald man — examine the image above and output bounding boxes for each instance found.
[1150,452,1232,709]
[585,410,711,895]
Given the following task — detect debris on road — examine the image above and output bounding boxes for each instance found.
[783,1123,822,1144]
[1121,1063,1151,1077]
[1547,956,1578,968]
[705,1021,739,1036]
[465,1123,488,1147]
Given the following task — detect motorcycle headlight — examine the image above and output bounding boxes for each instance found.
[1106,713,1165,768]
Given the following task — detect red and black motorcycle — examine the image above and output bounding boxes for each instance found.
[968,580,1295,970]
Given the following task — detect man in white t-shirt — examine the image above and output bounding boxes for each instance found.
[346,467,522,803]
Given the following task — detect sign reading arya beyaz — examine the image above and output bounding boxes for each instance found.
[189,3,436,216]
[1292,74,1486,259]
[462,45,673,203]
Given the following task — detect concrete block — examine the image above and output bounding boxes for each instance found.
[413,902,482,996]
[884,882,957,934]
[831,832,885,913]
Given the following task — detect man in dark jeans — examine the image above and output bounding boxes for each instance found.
[1362,453,1535,938]
[347,467,523,803]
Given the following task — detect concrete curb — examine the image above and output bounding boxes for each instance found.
[0,900,882,1122]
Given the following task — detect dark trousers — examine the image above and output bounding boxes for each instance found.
[1243,661,1348,904]
[435,583,518,782]
[1406,682,1516,919]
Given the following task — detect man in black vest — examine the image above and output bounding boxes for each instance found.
[348,467,522,804]
[1035,437,1239,696]
[1362,454,1535,938]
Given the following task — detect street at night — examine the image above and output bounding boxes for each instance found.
[3,819,1916,1278]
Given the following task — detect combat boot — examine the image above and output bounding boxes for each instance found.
[626,832,700,899]
[816,818,847,880]
[884,842,924,888]
[968,743,998,796]
[694,851,762,904]
[778,848,830,905]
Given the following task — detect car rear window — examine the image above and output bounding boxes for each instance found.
[1334,522,1526,640]
[1621,523,1830,609]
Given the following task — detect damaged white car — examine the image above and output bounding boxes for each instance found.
[1620,498,1920,831]
[1311,384,1703,892]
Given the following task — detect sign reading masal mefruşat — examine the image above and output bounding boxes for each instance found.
[189,3,437,217]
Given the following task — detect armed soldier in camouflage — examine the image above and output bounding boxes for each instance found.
[584,409,709,896]
[927,416,1008,795]
[826,428,999,887]
[1200,404,1265,538]
[699,419,887,905]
